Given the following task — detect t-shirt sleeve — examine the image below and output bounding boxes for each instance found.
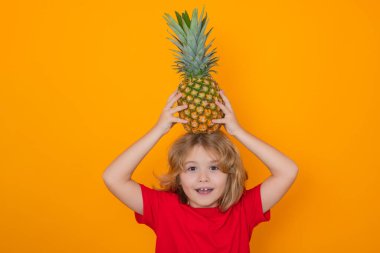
[242,183,271,231]
[134,184,161,231]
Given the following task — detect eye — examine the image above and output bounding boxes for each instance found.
[210,166,219,171]
[186,166,197,172]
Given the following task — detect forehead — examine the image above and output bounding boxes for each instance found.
[184,145,219,162]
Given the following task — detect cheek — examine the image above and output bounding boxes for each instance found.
[216,175,228,189]
[217,172,228,181]
[179,174,193,188]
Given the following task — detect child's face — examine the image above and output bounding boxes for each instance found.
[179,145,228,208]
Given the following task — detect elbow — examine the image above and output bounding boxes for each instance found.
[290,165,299,181]
[102,170,114,183]
[102,174,110,184]
[272,166,298,181]
[102,174,118,186]
[290,160,299,175]
[102,170,131,184]
[102,170,108,180]
[283,165,299,180]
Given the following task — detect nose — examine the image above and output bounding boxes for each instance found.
[198,169,209,182]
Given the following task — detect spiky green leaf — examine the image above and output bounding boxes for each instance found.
[182,11,191,28]
[175,11,183,29]
[190,8,198,32]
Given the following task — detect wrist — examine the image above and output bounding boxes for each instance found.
[231,126,246,138]
[151,123,168,137]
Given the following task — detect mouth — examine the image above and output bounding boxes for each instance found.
[195,188,214,195]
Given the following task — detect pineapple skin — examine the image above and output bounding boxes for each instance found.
[177,76,225,134]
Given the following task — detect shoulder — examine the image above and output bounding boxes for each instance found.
[135,183,181,229]
[240,183,261,202]
[244,183,269,213]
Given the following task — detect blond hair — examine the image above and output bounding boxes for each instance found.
[159,130,248,212]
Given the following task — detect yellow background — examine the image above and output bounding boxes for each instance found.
[1,0,379,252]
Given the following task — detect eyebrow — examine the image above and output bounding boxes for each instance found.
[184,160,219,165]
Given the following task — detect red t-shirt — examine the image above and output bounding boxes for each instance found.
[135,183,271,253]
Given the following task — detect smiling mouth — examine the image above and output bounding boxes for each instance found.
[195,188,214,194]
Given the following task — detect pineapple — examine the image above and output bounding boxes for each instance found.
[163,7,224,134]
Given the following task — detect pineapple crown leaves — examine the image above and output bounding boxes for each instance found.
[163,6,219,79]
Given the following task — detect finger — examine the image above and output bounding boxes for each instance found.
[164,90,179,109]
[169,91,182,105]
[166,90,181,107]
[212,118,225,124]
[219,90,233,111]
[169,104,188,114]
[167,90,179,101]
[215,99,230,114]
[166,92,183,109]
[171,117,188,124]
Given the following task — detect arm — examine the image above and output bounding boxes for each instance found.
[102,90,188,215]
[232,128,298,178]
[102,127,165,182]
[232,128,298,213]
[213,90,299,213]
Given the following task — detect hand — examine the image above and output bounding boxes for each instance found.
[212,90,243,136]
[154,90,188,135]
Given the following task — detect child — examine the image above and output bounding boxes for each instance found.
[103,90,299,253]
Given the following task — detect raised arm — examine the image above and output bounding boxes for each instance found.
[231,128,298,213]
[102,90,188,215]
[212,90,299,213]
